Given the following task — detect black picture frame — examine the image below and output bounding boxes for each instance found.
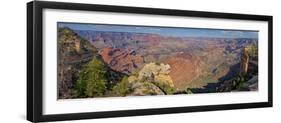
[27,1,273,122]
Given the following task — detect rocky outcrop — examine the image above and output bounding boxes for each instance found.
[239,45,258,76]
[58,27,98,98]
[129,82,165,96]
[216,74,258,92]
[239,47,250,75]
[216,45,258,92]
[246,75,258,91]
[124,62,175,96]
[137,63,174,87]
[99,47,144,74]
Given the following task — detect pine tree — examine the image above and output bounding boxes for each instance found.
[76,58,108,97]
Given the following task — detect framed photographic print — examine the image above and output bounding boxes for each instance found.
[27,1,273,122]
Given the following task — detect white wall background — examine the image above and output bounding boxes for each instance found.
[0,0,280,123]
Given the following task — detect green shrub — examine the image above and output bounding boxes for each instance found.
[75,58,107,97]
[112,76,130,96]
[231,75,248,90]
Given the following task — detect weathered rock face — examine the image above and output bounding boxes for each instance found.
[239,45,258,76]
[58,27,98,98]
[166,53,201,89]
[99,47,144,74]
[246,75,258,91]
[239,47,250,75]
[129,82,165,96]
[216,74,258,92]
[58,28,126,99]
[124,62,175,96]
[137,63,174,87]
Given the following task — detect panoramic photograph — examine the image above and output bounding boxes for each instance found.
[57,22,258,99]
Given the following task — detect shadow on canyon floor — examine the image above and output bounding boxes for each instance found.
[188,63,240,93]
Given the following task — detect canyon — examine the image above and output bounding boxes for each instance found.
[57,27,258,99]
[76,30,258,90]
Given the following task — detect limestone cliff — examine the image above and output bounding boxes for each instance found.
[239,47,250,75]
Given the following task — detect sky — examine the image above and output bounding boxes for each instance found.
[58,22,258,39]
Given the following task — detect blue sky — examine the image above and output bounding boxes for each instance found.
[58,22,258,39]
